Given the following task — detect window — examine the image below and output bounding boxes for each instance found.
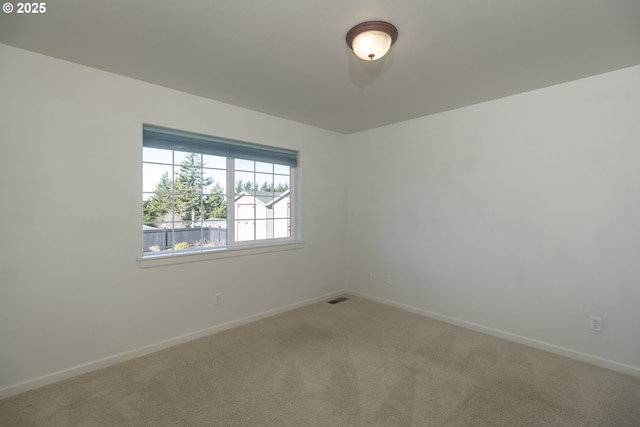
[142,125,299,259]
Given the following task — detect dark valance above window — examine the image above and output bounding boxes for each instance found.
[143,125,298,167]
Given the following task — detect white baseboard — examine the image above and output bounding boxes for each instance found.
[0,289,348,400]
[348,290,640,378]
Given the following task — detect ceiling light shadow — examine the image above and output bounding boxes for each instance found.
[346,46,394,92]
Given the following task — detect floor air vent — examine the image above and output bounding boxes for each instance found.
[328,297,348,304]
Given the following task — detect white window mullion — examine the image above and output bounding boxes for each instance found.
[226,157,235,246]
[171,150,176,253]
[253,167,257,241]
[291,165,299,240]
[199,154,204,251]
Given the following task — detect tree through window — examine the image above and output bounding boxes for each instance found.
[142,126,298,257]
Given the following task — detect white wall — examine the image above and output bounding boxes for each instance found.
[0,44,346,396]
[2,42,639,399]
[345,65,640,375]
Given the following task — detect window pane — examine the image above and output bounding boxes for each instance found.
[274,164,289,175]
[254,219,272,240]
[203,169,227,193]
[235,158,254,172]
[255,161,273,173]
[274,219,290,238]
[273,197,290,219]
[143,226,168,254]
[143,147,173,164]
[143,163,172,193]
[255,199,270,221]
[201,219,227,246]
[236,202,255,220]
[202,154,226,169]
[235,171,256,193]
[274,175,290,191]
[173,226,206,250]
[174,165,204,189]
[232,159,290,242]
[206,190,227,220]
[174,151,199,165]
[236,217,255,241]
[255,173,273,191]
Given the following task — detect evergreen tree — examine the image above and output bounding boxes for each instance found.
[235,180,289,193]
[235,179,258,193]
[143,172,172,223]
[174,153,213,226]
[259,181,289,192]
[207,182,227,219]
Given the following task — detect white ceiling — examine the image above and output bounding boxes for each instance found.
[1,0,639,134]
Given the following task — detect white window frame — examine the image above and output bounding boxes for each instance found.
[138,125,303,268]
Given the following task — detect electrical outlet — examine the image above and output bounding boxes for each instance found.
[215,293,222,305]
[385,274,392,285]
[590,316,602,332]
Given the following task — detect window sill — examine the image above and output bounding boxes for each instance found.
[137,240,305,268]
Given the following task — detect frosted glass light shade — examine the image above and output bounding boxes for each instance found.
[352,31,393,61]
[346,21,398,61]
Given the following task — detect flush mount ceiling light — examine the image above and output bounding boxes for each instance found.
[346,20,398,61]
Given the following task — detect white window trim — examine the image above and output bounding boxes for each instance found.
[137,240,304,268]
[140,126,302,266]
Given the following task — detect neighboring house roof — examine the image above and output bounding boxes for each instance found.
[234,190,290,208]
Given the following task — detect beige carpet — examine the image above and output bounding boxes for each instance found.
[1,295,639,426]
